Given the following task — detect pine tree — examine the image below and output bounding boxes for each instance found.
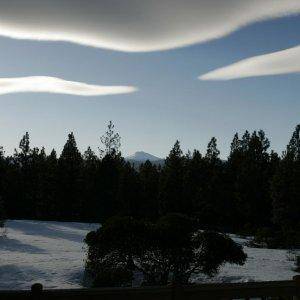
[286,124,300,160]
[83,147,99,221]
[159,140,186,214]
[96,154,124,220]
[231,130,273,231]
[10,132,33,217]
[34,148,58,219]
[183,150,205,216]
[227,133,245,230]
[117,162,141,217]
[230,133,241,155]
[100,121,121,157]
[241,130,250,152]
[139,160,160,219]
[205,137,220,163]
[29,146,48,219]
[95,122,124,220]
[197,137,226,229]
[18,132,30,162]
[57,132,83,220]
[272,124,300,247]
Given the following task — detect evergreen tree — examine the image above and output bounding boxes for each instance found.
[241,130,250,152]
[57,132,83,220]
[197,137,226,229]
[159,140,186,214]
[83,147,100,221]
[183,150,206,217]
[9,132,35,218]
[227,133,245,230]
[28,146,48,218]
[100,121,121,157]
[96,154,124,220]
[18,132,30,161]
[205,137,220,162]
[36,149,58,219]
[117,162,141,217]
[272,125,300,247]
[230,130,273,231]
[286,124,300,160]
[139,160,160,219]
[95,122,124,220]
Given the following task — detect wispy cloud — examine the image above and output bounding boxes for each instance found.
[0,1,299,52]
[199,45,300,80]
[0,76,137,96]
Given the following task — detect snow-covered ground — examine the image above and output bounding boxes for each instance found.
[0,220,298,290]
[193,234,298,284]
[0,220,98,290]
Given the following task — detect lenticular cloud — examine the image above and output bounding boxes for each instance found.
[0,76,137,96]
[199,45,300,80]
[0,1,299,52]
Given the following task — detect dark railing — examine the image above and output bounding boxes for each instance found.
[1,276,299,300]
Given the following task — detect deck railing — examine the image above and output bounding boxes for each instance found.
[1,276,299,300]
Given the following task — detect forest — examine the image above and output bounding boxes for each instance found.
[0,121,299,248]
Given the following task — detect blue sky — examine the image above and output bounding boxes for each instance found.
[0,8,300,158]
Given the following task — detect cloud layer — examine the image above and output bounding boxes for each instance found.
[0,1,299,52]
[0,76,137,96]
[199,45,300,80]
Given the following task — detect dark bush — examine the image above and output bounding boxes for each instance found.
[295,256,300,273]
[85,214,247,287]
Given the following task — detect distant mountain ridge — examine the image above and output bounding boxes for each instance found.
[125,151,164,167]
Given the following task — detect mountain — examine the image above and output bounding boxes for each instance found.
[126,151,162,162]
[125,151,164,167]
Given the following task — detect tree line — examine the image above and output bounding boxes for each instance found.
[0,121,299,247]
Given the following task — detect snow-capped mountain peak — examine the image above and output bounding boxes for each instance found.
[126,151,162,162]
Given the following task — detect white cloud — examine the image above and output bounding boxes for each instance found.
[199,45,300,80]
[0,76,137,96]
[0,1,299,52]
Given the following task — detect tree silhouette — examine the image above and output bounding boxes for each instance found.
[159,140,185,214]
[85,214,247,287]
[100,121,121,157]
[272,124,300,247]
[57,132,83,220]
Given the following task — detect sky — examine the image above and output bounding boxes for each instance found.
[0,1,300,158]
